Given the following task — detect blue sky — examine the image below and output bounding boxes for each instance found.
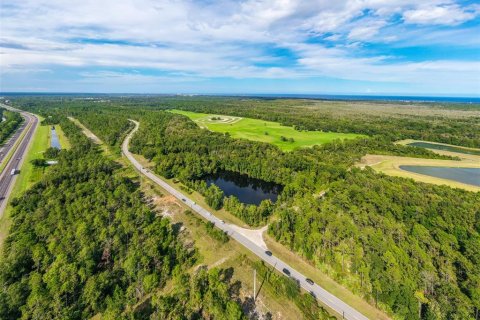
[0,0,479,96]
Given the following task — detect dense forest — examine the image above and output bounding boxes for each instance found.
[10,96,480,319]
[0,108,23,145]
[270,168,480,319]
[0,116,247,319]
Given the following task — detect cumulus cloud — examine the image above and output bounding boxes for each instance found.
[0,0,479,94]
[348,20,386,41]
[403,3,480,26]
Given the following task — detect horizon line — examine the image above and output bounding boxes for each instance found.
[1,92,480,98]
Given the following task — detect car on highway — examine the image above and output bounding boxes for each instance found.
[220,220,225,224]
[306,278,314,285]
[309,291,316,298]
[182,198,186,202]
[282,268,290,275]
[265,250,272,256]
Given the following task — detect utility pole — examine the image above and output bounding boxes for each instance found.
[253,269,256,301]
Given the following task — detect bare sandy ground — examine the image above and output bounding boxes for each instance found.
[68,117,102,144]
[229,224,268,250]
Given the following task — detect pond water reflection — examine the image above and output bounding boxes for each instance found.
[399,166,480,187]
[408,142,480,156]
[205,171,283,205]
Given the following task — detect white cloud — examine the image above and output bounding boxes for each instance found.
[403,4,480,26]
[324,34,341,41]
[0,0,479,94]
[348,20,386,41]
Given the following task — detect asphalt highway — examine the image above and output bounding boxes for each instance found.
[0,115,28,165]
[0,104,38,217]
[122,120,369,320]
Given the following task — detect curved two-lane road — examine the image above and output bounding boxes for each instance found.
[122,119,369,320]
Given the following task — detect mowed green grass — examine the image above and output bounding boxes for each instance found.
[171,110,364,151]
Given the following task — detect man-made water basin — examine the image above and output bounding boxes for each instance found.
[205,171,283,205]
[408,142,480,156]
[51,127,61,149]
[399,166,480,187]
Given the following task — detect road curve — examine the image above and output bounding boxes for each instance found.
[122,119,369,320]
[0,104,39,218]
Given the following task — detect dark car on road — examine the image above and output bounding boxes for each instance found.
[282,268,290,276]
[309,291,316,298]
[265,250,272,256]
[306,278,314,285]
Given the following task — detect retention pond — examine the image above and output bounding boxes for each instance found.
[51,127,61,149]
[408,142,480,156]
[205,171,283,205]
[399,166,480,187]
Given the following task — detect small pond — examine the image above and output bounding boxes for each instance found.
[399,166,480,187]
[205,171,283,205]
[51,127,61,149]
[408,142,480,156]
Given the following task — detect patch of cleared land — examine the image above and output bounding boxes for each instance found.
[306,100,480,119]
[171,109,364,151]
[68,117,102,144]
[358,150,480,192]
[68,117,114,157]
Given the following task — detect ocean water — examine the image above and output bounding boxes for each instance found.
[1,92,479,104]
